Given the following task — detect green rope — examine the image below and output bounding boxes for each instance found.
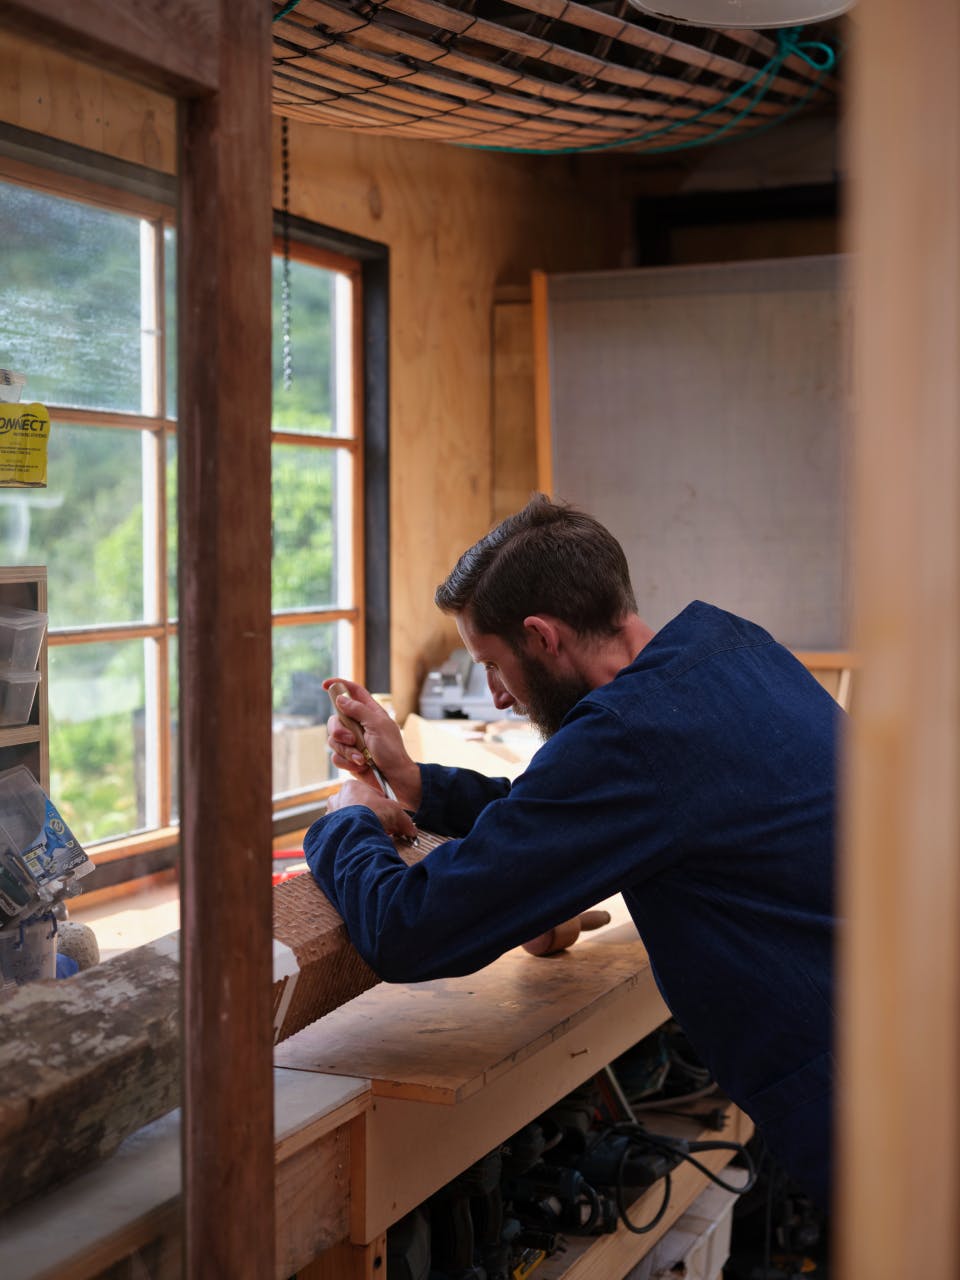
[458,26,839,157]
[273,0,305,22]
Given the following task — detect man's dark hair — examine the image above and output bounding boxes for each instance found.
[434,494,637,646]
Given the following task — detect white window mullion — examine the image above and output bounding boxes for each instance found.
[333,274,354,608]
[139,219,163,829]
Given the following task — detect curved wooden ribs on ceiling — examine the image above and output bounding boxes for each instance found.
[271,0,842,152]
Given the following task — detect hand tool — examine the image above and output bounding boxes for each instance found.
[327,680,398,802]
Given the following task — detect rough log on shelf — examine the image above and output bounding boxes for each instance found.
[0,837,437,1215]
[0,934,181,1216]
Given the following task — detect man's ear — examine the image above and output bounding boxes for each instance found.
[522,615,562,656]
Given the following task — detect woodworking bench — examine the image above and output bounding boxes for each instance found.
[0,911,750,1279]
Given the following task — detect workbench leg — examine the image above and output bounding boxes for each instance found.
[294,1234,387,1279]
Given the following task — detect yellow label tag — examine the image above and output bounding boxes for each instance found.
[0,403,51,487]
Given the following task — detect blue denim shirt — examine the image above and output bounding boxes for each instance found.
[305,602,838,1204]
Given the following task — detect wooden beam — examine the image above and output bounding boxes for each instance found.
[840,2,960,1276]
[177,0,274,1274]
[0,0,219,95]
[531,269,553,496]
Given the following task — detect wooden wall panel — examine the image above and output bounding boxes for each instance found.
[283,122,631,715]
[0,31,176,171]
[492,299,537,524]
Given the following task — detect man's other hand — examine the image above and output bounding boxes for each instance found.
[323,677,423,812]
[327,778,419,843]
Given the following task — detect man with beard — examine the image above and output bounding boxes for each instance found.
[303,494,838,1208]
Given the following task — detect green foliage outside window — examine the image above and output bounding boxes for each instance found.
[1,179,349,843]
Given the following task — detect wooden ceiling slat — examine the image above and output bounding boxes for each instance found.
[271,0,839,148]
[276,6,789,119]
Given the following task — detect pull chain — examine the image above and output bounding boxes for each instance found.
[281,116,293,392]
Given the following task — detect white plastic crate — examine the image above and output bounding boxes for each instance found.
[625,1164,751,1280]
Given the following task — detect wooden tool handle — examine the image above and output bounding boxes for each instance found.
[328,680,374,765]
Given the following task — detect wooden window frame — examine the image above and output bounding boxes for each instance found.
[0,155,386,886]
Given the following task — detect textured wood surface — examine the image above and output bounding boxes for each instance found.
[0,936,180,1215]
[0,837,435,1215]
[274,927,650,1104]
[0,0,219,94]
[272,832,442,1043]
[177,0,276,1273]
[841,1,960,1277]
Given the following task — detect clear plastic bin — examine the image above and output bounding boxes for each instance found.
[0,370,26,404]
[0,914,57,987]
[0,670,41,726]
[0,604,47,671]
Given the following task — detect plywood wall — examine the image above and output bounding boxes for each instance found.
[0,33,176,172]
[1,36,634,717]
[281,120,632,713]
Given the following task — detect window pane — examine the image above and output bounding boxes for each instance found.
[167,433,178,621]
[169,635,179,824]
[272,257,353,437]
[49,639,147,844]
[0,182,144,412]
[164,225,177,419]
[272,621,351,795]
[0,423,147,627]
[272,443,352,610]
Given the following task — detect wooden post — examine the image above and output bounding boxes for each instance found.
[840,2,960,1275]
[177,0,275,1275]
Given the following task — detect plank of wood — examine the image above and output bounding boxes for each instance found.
[842,1,960,1276]
[274,931,653,1105]
[295,1234,387,1280]
[493,300,537,525]
[177,0,275,1274]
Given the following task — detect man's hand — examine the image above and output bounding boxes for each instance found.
[323,677,423,812]
[327,778,419,843]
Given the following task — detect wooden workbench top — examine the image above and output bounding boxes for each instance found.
[274,912,653,1105]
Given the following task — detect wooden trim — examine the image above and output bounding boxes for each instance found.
[271,233,363,281]
[68,866,178,911]
[0,153,173,221]
[792,650,860,670]
[48,622,169,644]
[0,0,220,96]
[88,825,179,864]
[840,1,960,1276]
[272,607,359,627]
[273,781,339,811]
[351,265,367,682]
[46,406,175,431]
[531,268,553,495]
[177,0,275,1272]
[271,429,358,450]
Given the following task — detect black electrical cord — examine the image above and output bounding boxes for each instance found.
[615,1148,673,1235]
[623,1124,757,1194]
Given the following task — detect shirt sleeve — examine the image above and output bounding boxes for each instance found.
[414,762,512,835]
[304,698,678,983]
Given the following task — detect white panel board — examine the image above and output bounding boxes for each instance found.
[547,256,848,648]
